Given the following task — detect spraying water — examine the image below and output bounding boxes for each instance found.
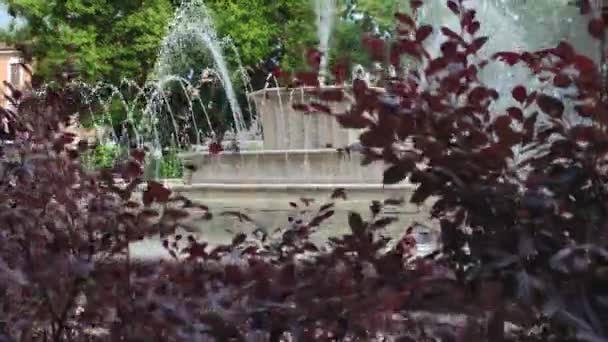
[154,0,245,135]
[314,0,337,84]
[417,0,595,167]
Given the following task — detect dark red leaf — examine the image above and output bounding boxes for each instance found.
[512,85,527,103]
[494,115,521,147]
[186,241,208,259]
[139,208,160,219]
[384,197,405,206]
[360,129,393,147]
[553,74,572,88]
[415,136,444,159]
[440,41,458,59]
[575,104,597,118]
[309,210,334,227]
[441,27,463,42]
[552,41,576,62]
[507,107,524,122]
[447,0,460,15]
[310,102,331,114]
[331,61,349,85]
[494,115,512,130]
[353,78,368,98]
[573,55,596,73]
[588,18,605,40]
[395,12,416,27]
[320,203,335,213]
[316,88,344,102]
[410,0,424,9]
[232,233,247,246]
[306,48,322,69]
[524,91,538,108]
[569,125,598,142]
[467,21,481,35]
[461,9,476,28]
[426,57,448,75]
[131,149,146,163]
[331,188,347,200]
[468,128,489,147]
[208,142,223,155]
[411,182,435,204]
[121,160,142,179]
[537,94,564,118]
[416,25,433,42]
[397,39,421,58]
[492,52,521,65]
[468,87,489,107]
[362,35,386,61]
[336,113,373,129]
[383,161,414,185]
[292,103,311,112]
[348,212,366,236]
[220,211,253,222]
[271,66,283,78]
[467,36,488,54]
[300,197,315,206]
[390,45,402,66]
[295,72,320,87]
[163,208,189,220]
[143,181,172,206]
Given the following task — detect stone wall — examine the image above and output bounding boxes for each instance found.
[179,148,385,185]
[248,87,360,150]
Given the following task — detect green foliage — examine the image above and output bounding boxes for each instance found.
[2,0,409,83]
[158,148,183,178]
[82,143,123,170]
[204,0,280,68]
[2,0,173,83]
[274,1,317,72]
[81,142,182,178]
[353,0,409,34]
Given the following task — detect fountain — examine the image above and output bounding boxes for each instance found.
[314,0,337,84]
[174,0,413,214]
[153,0,247,136]
[158,0,427,243]
[169,0,599,232]
[57,0,597,257]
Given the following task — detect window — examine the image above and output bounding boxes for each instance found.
[9,63,21,86]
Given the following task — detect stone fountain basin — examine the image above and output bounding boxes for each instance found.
[168,148,431,245]
[133,149,435,261]
[179,148,386,185]
[247,86,367,150]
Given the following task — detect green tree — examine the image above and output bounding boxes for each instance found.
[1,0,173,83]
[201,0,316,73]
[354,0,409,34]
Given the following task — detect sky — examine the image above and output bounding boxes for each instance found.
[0,4,12,29]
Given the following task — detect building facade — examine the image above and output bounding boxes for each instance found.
[0,42,31,108]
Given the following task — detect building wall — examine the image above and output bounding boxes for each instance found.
[0,50,32,108]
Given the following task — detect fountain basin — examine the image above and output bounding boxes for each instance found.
[179,148,385,185]
[248,87,362,150]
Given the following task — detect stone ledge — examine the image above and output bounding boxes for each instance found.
[168,182,416,192]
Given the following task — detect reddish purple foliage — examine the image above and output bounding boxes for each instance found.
[4,1,608,341]
[297,1,608,340]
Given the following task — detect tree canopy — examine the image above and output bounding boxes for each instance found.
[1,0,173,83]
[1,0,408,84]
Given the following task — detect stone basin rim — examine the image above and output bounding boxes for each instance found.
[247,85,385,99]
[178,148,354,158]
[169,183,416,191]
